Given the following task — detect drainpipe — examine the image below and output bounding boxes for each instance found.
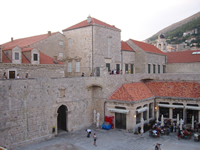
[121,50,123,74]
[92,25,94,76]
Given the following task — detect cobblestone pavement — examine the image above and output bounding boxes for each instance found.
[15,125,200,150]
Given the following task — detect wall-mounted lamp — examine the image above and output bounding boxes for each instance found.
[134,115,136,118]
[155,106,157,110]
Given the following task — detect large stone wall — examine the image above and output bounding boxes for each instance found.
[93,25,121,70]
[63,26,93,77]
[167,62,200,73]
[1,73,200,149]
[122,50,135,73]
[0,64,65,79]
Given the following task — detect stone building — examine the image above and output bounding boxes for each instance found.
[0,16,200,150]
[166,50,200,73]
[0,32,65,79]
[121,41,135,74]
[156,34,168,52]
[126,39,167,74]
[106,81,200,131]
[62,16,121,77]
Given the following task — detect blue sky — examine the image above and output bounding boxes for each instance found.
[0,0,200,44]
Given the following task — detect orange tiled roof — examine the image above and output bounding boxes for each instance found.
[40,52,63,64]
[2,52,11,63]
[166,50,200,63]
[130,39,165,55]
[63,17,120,31]
[2,51,63,65]
[2,32,58,49]
[121,41,134,52]
[146,81,200,99]
[108,82,154,102]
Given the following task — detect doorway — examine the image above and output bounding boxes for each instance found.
[9,71,15,79]
[57,105,68,132]
[115,113,126,129]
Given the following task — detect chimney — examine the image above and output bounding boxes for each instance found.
[53,56,58,64]
[48,31,51,36]
[11,37,13,42]
[87,15,92,24]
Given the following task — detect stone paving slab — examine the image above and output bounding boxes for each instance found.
[14,125,200,150]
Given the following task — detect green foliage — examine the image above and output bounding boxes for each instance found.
[149,17,200,47]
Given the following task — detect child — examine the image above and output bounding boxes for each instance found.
[93,133,97,146]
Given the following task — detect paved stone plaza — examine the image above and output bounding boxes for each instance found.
[14,125,200,150]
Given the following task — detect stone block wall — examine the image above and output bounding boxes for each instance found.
[1,73,200,149]
[122,50,135,73]
[167,62,200,73]
[0,64,65,79]
[31,32,66,60]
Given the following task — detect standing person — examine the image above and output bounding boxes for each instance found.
[16,73,20,79]
[81,72,84,77]
[155,143,161,150]
[93,133,97,146]
[2,72,7,79]
[85,129,91,138]
[177,129,181,140]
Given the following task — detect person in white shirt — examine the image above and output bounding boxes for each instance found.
[86,129,91,138]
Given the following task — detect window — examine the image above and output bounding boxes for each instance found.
[149,103,153,118]
[159,102,169,118]
[148,64,151,74]
[136,106,141,124]
[76,61,80,72]
[68,62,72,72]
[153,64,156,74]
[59,41,63,46]
[116,64,120,73]
[163,65,166,73]
[68,38,71,45]
[15,52,19,60]
[125,64,128,73]
[158,65,160,74]
[106,63,110,72]
[131,64,134,74]
[173,103,183,119]
[33,54,38,61]
[59,53,63,57]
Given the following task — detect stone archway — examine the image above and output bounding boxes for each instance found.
[57,105,68,132]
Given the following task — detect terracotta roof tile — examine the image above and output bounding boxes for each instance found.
[2,52,11,63]
[63,17,120,31]
[40,52,64,65]
[166,50,200,63]
[146,81,200,99]
[108,82,154,102]
[130,39,165,55]
[1,32,58,49]
[22,54,30,64]
[121,41,134,52]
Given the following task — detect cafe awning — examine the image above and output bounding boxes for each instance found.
[185,106,200,110]
[137,107,148,113]
[108,108,129,114]
[158,104,184,108]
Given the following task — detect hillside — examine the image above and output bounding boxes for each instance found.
[147,11,200,43]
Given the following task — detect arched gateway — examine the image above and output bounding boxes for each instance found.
[57,105,68,132]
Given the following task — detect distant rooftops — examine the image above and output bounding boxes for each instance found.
[2,31,59,49]
[130,39,165,55]
[121,41,134,52]
[166,50,200,63]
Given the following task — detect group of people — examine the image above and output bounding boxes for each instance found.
[1,72,29,79]
[86,129,97,147]
[109,69,122,75]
